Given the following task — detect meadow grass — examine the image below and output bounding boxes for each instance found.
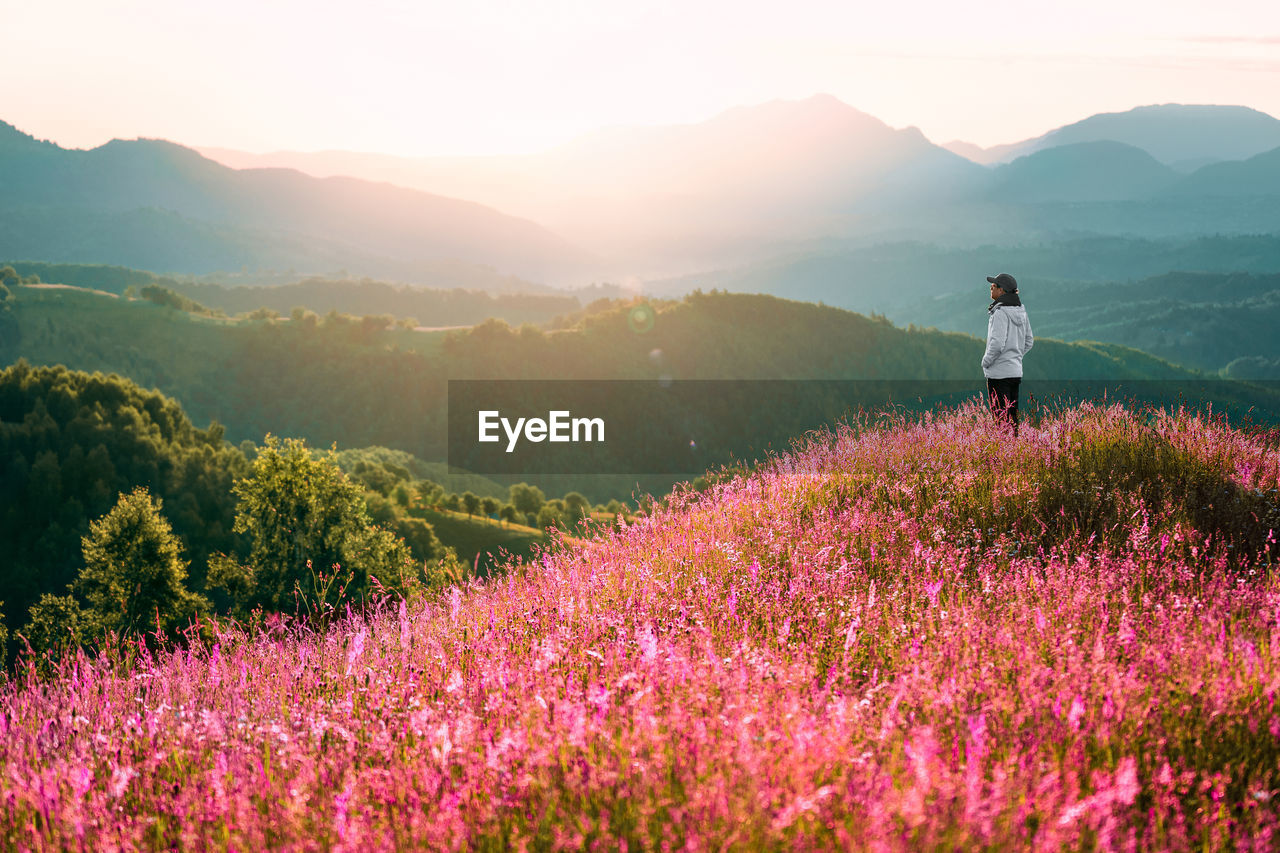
[3,401,1279,850]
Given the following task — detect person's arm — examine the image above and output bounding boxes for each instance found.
[1024,315,1034,354]
[982,311,1007,370]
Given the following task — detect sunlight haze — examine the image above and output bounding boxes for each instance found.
[4,0,1278,156]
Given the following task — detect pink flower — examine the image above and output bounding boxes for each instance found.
[1113,757,1140,806]
[1068,696,1086,731]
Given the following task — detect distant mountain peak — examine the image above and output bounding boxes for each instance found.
[942,139,988,164]
[710,93,889,131]
[0,122,590,281]
[1124,103,1269,117]
[86,137,236,182]
[0,120,59,152]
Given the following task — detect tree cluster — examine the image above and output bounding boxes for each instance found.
[1,364,459,664]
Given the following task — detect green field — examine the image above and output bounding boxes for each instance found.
[417,508,550,576]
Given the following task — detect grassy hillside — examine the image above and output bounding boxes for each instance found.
[4,401,1278,847]
[417,509,548,577]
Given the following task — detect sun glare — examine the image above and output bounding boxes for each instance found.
[2,0,1277,154]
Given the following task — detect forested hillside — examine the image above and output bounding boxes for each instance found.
[908,271,1280,376]
[0,363,246,645]
[0,262,582,326]
[5,280,1233,484]
[167,277,581,327]
[648,234,1280,316]
[4,284,1206,463]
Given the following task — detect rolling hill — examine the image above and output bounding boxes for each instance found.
[1161,145,1280,198]
[643,234,1280,318]
[1,281,1234,471]
[985,141,1181,203]
[901,271,1280,376]
[0,261,585,327]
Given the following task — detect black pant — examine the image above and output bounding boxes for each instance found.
[987,377,1021,434]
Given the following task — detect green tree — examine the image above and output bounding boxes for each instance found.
[19,594,83,657]
[75,487,209,636]
[416,479,444,508]
[536,504,561,530]
[480,496,500,517]
[0,364,244,638]
[391,516,448,563]
[509,483,545,517]
[351,461,398,496]
[499,503,518,526]
[461,491,480,518]
[290,306,319,329]
[223,436,416,613]
[563,491,590,525]
[139,284,214,315]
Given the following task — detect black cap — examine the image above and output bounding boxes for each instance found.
[986,273,1018,292]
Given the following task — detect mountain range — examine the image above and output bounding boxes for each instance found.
[203,95,990,273]
[944,104,1280,171]
[3,97,1280,286]
[0,121,590,283]
[197,97,1280,273]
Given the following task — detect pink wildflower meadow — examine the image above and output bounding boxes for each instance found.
[3,401,1279,850]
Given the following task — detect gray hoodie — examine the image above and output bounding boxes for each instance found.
[982,304,1033,379]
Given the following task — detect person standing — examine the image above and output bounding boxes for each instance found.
[982,273,1033,435]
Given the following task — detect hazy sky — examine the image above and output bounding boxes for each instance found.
[4,0,1278,156]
